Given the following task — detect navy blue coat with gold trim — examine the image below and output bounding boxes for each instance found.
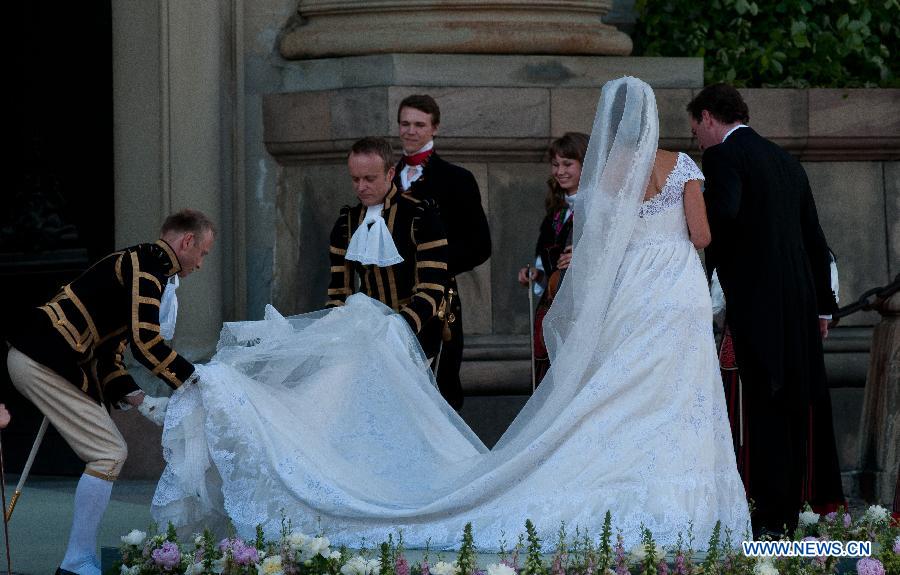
[8,240,195,406]
[326,186,449,337]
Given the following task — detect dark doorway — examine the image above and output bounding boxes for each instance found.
[2,2,114,475]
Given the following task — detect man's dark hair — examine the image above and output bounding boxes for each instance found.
[397,94,441,126]
[349,137,395,173]
[686,83,750,124]
[161,209,216,237]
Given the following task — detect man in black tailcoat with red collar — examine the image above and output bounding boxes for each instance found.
[393,94,491,410]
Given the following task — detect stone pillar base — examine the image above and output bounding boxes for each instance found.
[280,1,632,59]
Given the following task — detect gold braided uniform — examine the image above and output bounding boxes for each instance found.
[6,239,195,479]
[326,185,449,339]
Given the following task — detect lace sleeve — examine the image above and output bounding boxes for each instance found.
[677,152,705,188]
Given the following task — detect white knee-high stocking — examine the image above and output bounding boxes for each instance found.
[60,473,113,575]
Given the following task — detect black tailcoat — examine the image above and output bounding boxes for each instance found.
[7,240,195,407]
[702,127,842,533]
[394,152,491,409]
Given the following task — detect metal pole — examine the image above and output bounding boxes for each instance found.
[0,430,12,575]
[6,417,49,522]
[527,264,536,394]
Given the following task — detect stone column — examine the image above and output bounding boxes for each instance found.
[280,0,632,59]
[111,0,245,477]
[856,291,900,504]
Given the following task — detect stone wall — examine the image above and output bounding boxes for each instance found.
[263,57,898,352]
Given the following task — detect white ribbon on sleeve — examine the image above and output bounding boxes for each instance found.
[159,275,179,340]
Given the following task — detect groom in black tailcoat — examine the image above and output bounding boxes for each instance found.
[688,84,843,536]
[393,94,492,410]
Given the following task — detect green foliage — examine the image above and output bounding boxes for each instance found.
[457,523,478,575]
[380,542,394,575]
[633,0,900,87]
[597,511,614,575]
[700,521,722,575]
[522,519,547,575]
[639,526,658,575]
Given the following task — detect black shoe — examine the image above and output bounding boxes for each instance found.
[56,568,79,575]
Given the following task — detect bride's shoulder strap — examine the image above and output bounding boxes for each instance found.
[675,152,705,184]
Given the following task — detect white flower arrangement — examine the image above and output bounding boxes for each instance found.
[121,529,147,547]
[257,555,285,575]
[430,560,458,575]
[340,555,381,575]
[628,544,647,562]
[753,558,779,575]
[798,510,820,527]
[863,504,890,524]
[486,563,516,575]
[306,536,332,558]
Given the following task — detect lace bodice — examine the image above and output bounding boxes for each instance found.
[631,152,705,248]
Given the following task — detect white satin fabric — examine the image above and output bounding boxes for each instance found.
[152,77,749,550]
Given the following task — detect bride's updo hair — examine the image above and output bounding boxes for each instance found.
[545,132,589,216]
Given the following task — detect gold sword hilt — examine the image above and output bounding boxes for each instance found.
[5,490,20,522]
[439,288,456,341]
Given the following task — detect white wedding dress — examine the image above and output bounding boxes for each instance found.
[152,78,750,550]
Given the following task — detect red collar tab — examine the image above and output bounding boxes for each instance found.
[402,149,434,166]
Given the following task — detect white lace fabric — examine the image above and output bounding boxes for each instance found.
[153,78,749,550]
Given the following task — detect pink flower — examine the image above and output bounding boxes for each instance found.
[151,541,181,570]
[673,553,687,575]
[395,555,410,575]
[856,557,885,575]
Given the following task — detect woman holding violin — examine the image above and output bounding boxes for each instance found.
[517,132,589,383]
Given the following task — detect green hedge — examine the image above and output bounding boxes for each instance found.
[632,0,900,87]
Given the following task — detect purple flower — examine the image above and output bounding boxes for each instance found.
[826,512,837,522]
[894,536,900,554]
[657,558,669,575]
[856,557,885,575]
[614,535,630,575]
[844,513,852,528]
[218,537,259,566]
[421,559,430,575]
[673,554,687,575]
[151,541,182,570]
[396,555,410,575]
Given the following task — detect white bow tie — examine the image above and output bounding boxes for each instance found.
[345,204,404,267]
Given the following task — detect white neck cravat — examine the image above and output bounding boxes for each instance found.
[159,275,179,340]
[346,203,404,267]
[400,141,434,191]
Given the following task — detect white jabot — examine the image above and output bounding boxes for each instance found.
[345,203,404,267]
[159,275,179,340]
[722,124,748,142]
[400,140,434,190]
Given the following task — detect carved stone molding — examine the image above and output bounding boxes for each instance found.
[279,0,632,59]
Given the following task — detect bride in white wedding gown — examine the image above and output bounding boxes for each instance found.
[152,77,750,550]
